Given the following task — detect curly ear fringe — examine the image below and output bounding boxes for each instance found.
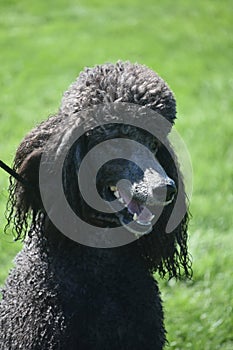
[4,166,43,241]
[5,174,30,241]
[157,211,193,280]
[138,209,192,280]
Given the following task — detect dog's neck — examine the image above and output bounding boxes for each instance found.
[29,217,148,275]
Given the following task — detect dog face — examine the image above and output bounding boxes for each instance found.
[67,124,177,237]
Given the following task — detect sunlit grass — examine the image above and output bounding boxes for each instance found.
[0,0,232,348]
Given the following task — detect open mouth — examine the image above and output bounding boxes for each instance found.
[103,185,155,237]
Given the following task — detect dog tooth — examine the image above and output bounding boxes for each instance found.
[110,186,117,192]
[136,219,151,226]
[151,215,155,220]
[136,220,151,226]
[114,191,120,198]
[133,213,138,221]
[118,197,124,204]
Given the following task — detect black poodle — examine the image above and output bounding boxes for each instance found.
[0,61,191,350]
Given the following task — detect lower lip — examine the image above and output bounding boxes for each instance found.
[119,217,152,236]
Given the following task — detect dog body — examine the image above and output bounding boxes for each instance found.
[0,62,191,350]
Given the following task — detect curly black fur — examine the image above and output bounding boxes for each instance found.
[1,61,191,350]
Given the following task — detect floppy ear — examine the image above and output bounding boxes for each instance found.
[5,148,43,240]
[139,141,192,279]
[16,149,43,212]
[5,115,61,239]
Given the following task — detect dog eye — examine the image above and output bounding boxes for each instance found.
[150,142,159,153]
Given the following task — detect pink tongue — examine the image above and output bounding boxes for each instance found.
[118,189,153,224]
[137,206,154,224]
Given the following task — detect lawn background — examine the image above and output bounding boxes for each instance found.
[0,1,232,349]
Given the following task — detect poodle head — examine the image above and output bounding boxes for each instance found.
[6,61,192,279]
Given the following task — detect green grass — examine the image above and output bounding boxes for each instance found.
[0,0,232,348]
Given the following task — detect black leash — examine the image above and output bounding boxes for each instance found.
[0,160,31,187]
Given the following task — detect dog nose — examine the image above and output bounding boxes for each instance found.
[166,182,177,202]
[151,180,177,204]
